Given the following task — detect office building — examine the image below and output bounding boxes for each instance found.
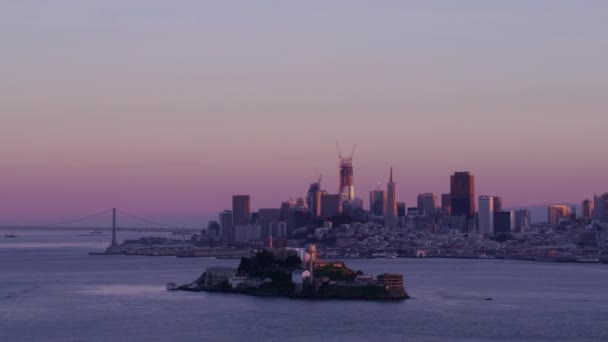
[441,193,451,216]
[369,188,385,216]
[257,208,282,231]
[492,196,503,212]
[494,211,514,234]
[234,225,262,243]
[417,193,439,216]
[513,209,531,233]
[548,205,571,225]
[219,210,234,243]
[582,199,594,220]
[232,195,251,226]
[397,202,406,217]
[307,180,323,218]
[478,196,494,235]
[385,168,397,228]
[450,172,475,219]
[321,194,342,218]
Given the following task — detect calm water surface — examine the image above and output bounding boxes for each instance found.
[1,231,608,342]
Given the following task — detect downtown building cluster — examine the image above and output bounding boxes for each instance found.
[206,150,608,248]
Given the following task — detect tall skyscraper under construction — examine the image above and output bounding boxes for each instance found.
[337,143,355,202]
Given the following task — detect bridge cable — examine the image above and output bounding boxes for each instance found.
[42,209,114,227]
[116,209,181,230]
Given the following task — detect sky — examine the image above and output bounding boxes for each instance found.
[1,1,607,226]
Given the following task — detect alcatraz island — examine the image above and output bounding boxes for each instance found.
[168,244,409,300]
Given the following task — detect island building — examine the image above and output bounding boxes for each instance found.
[204,267,237,287]
[548,205,571,225]
[232,195,251,226]
[219,210,234,242]
[377,273,404,289]
[478,196,494,235]
[384,168,397,229]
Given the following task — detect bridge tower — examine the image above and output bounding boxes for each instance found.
[111,208,117,246]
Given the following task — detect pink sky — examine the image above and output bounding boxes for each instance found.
[1,2,607,225]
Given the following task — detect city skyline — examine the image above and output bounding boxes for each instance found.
[2,2,607,224]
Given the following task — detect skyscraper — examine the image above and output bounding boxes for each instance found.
[320,194,342,218]
[337,144,355,202]
[593,193,608,223]
[417,193,438,216]
[219,210,234,243]
[441,193,451,216]
[582,199,594,220]
[513,209,531,233]
[307,180,323,218]
[232,195,251,226]
[478,196,494,235]
[548,205,570,225]
[369,187,385,216]
[494,211,514,234]
[384,168,397,228]
[492,196,503,212]
[450,172,475,219]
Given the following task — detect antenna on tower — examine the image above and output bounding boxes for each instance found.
[336,141,342,159]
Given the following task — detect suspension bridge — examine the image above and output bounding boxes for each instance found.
[0,208,201,234]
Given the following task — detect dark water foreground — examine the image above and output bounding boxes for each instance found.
[1,231,608,342]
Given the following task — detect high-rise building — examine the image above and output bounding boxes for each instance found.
[494,211,514,234]
[478,196,494,235]
[369,188,385,216]
[582,199,594,220]
[397,202,406,217]
[441,193,451,216]
[417,193,438,216]
[320,194,342,218]
[219,210,234,242]
[513,209,531,233]
[384,168,397,228]
[232,195,251,226]
[548,205,571,225]
[338,145,355,202]
[257,208,282,231]
[593,193,608,223]
[206,221,221,240]
[492,196,503,212]
[450,172,475,220]
[307,180,323,218]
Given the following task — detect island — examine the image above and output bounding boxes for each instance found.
[168,244,409,300]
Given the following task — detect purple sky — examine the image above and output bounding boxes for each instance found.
[1,1,607,226]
